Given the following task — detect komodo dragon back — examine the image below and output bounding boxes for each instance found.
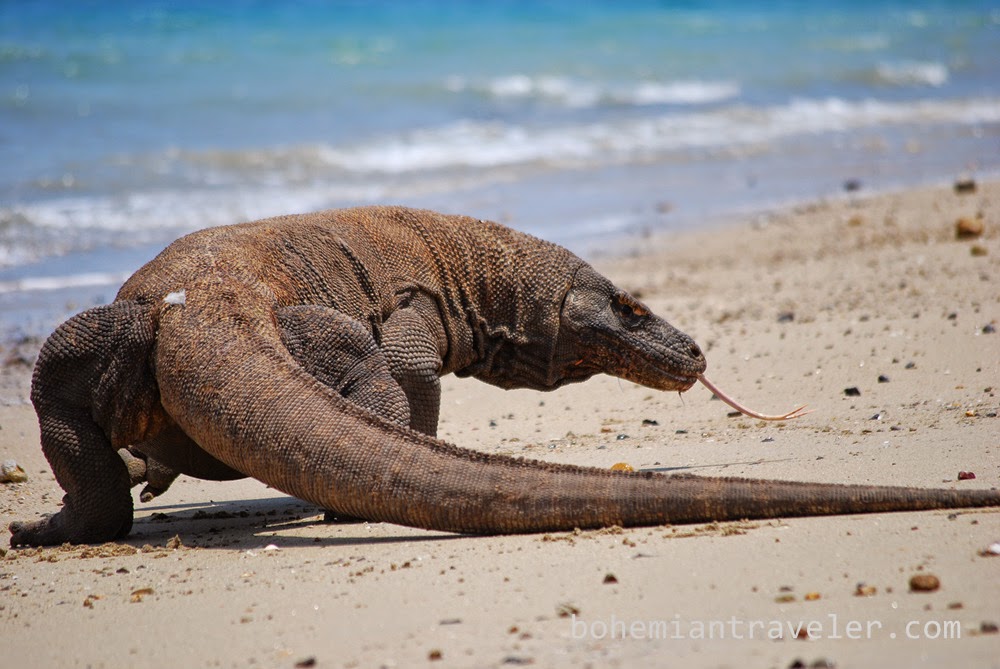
[9,206,1000,546]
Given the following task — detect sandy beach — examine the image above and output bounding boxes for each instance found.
[1,180,998,668]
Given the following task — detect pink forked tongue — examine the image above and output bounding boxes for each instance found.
[697,374,811,421]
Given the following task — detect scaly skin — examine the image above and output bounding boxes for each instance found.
[9,206,1000,546]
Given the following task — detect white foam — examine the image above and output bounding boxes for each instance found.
[309,95,1000,174]
[626,80,741,106]
[446,74,738,108]
[874,61,949,87]
[0,271,133,294]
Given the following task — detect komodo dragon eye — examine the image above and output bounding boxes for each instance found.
[612,293,649,329]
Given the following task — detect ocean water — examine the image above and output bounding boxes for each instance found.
[2,0,999,338]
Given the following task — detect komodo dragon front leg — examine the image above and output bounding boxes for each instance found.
[379,289,448,437]
[120,304,415,505]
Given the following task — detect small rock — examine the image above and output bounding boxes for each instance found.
[854,583,877,597]
[957,471,976,480]
[556,603,580,618]
[905,361,916,369]
[971,244,988,257]
[983,323,996,334]
[294,658,317,669]
[981,621,999,635]
[955,216,984,239]
[129,587,154,603]
[603,573,618,584]
[954,177,977,194]
[877,374,890,383]
[909,574,940,592]
[641,419,659,426]
[615,434,629,441]
[843,178,862,192]
[428,649,443,661]
[777,311,795,323]
[0,460,27,483]
[844,387,861,397]
[981,542,1000,557]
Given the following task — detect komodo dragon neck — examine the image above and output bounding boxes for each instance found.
[9,206,1000,547]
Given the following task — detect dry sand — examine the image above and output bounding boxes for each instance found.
[1,181,998,668]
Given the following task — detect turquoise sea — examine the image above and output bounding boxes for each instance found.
[2,1,999,337]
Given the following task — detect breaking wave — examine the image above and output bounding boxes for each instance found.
[3,95,999,269]
[443,75,741,108]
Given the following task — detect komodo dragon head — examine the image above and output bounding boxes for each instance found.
[554,265,706,391]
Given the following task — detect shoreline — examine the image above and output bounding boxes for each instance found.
[2,179,999,667]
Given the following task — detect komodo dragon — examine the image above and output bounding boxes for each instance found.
[9,206,999,546]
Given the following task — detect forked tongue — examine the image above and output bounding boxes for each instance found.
[697,374,811,421]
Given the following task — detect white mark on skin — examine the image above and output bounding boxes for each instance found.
[163,289,186,306]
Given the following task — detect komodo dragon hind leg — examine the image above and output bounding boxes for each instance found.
[277,305,412,427]
[122,305,415,509]
[10,301,158,546]
[278,305,414,523]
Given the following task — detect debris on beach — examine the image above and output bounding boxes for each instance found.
[908,573,940,593]
[1,459,27,483]
[130,587,154,603]
[955,216,984,239]
[957,471,976,480]
[954,177,977,194]
[979,542,1000,557]
[854,583,877,597]
[556,603,580,618]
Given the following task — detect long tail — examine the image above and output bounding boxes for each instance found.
[155,287,1000,534]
